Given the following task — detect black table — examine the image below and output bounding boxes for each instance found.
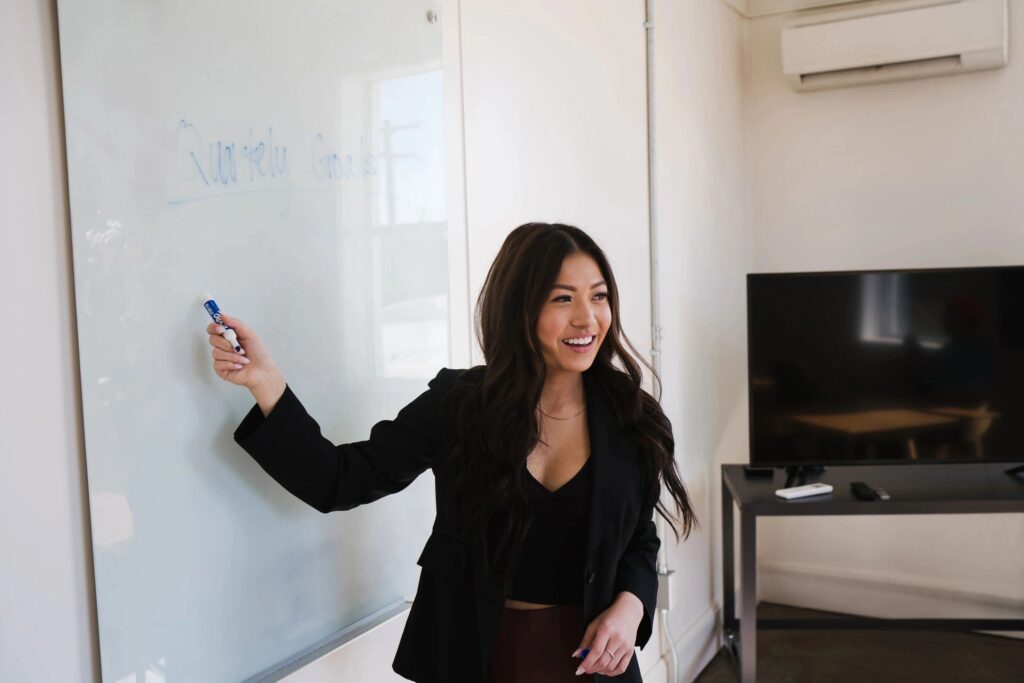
[721,463,1024,683]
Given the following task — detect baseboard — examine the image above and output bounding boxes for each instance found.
[759,559,1024,639]
[674,605,724,683]
[641,604,723,683]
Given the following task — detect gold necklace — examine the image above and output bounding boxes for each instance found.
[537,403,586,420]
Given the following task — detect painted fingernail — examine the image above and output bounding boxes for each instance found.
[233,363,242,369]
[575,667,584,676]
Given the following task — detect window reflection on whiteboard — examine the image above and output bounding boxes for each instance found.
[377,69,444,225]
[372,68,447,378]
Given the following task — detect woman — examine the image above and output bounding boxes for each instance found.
[207,223,696,682]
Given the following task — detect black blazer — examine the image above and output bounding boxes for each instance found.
[234,367,660,682]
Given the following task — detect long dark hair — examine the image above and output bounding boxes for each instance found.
[439,222,697,594]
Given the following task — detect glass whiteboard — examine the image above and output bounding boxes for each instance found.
[56,0,447,680]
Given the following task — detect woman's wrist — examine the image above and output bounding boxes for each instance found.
[251,366,287,417]
[614,591,645,625]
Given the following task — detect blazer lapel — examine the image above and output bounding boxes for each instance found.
[582,370,631,576]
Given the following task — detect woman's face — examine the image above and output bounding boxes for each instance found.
[536,253,612,375]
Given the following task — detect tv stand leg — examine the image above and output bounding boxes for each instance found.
[722,477,736,632]
[738,511,757,683]
[1006,464,1024,478]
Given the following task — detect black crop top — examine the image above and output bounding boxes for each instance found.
[506,456,593,605]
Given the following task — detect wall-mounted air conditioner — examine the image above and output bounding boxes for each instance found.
[781,0,1008,91]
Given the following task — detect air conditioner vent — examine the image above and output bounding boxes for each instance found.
[782,0,1007,91]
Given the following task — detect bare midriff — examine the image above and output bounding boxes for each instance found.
[504,598,559,610]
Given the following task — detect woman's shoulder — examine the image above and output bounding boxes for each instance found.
[426,367,484,436]
[428,365,486,394]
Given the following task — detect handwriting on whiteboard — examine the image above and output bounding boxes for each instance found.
[170,119,378,206]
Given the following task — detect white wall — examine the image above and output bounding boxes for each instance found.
[459,0,652,369]
[747,9,1024,625]
[647,0,751,680]
[0,0,99,680]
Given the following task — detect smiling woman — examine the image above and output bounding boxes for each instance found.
[434,222,698,681]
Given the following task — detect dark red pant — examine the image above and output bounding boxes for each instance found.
[486,604,595,683]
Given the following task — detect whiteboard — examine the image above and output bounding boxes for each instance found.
[56,0,447,680]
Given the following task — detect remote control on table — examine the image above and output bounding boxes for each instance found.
[851,481,891,501]
[775,482,834,500]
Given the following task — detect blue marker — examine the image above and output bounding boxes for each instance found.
[201,293,243,353]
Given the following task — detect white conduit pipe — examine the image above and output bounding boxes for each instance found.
[643,2,680,682]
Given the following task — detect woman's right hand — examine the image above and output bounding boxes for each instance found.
[206,313,280,391]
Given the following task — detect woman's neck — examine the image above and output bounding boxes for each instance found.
[539,369,585,411]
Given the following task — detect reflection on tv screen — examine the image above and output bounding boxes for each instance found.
[747,266,1024,466]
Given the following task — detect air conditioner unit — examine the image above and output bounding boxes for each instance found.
[781,0,1008,91]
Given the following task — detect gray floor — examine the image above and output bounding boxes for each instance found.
[694,603,1024,683]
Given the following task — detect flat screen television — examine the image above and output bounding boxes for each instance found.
[747,266,1024,468]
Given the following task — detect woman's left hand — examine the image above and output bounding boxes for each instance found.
[571,592,644,677]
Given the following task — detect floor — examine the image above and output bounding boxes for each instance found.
[693,603,1024,683]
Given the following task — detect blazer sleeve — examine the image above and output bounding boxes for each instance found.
[233,367,460,513]
[613,498,660,650]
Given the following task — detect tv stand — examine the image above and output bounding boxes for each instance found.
[720,463,1024,683]
[783,464,826,488]
[1007,463,1024,478]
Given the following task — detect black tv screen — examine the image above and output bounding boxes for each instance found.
[747,266,1024,467]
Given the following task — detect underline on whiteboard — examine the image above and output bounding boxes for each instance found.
[167,185,347,206]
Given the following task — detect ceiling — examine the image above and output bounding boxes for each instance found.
[724,0,871,18]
